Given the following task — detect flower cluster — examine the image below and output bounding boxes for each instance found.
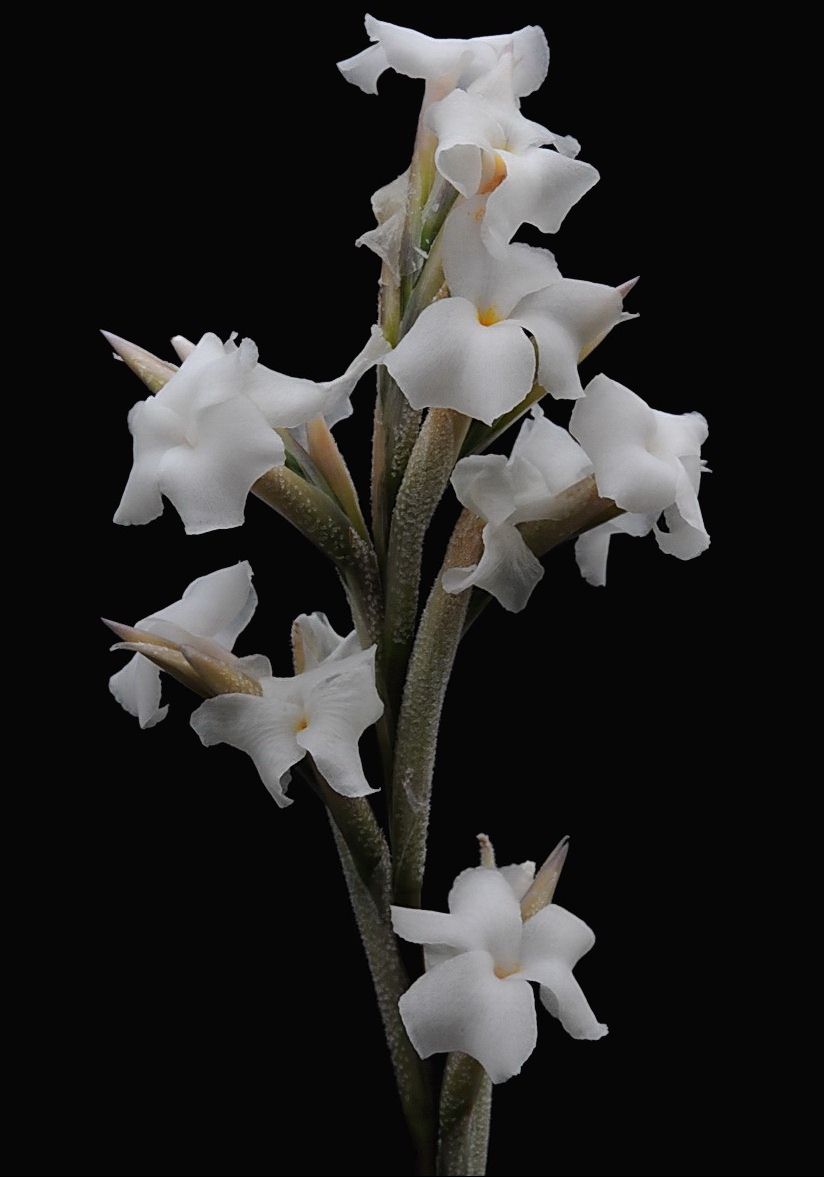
[102,16,711,1160]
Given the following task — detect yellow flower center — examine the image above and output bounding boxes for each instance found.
[294,715,309,732]
[494,962,521,980]
[478,152,508,195]
[477,306,502,327]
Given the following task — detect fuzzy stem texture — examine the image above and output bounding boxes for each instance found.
[391,510,484,908]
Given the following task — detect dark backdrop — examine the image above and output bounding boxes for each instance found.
[27,7,805,1177]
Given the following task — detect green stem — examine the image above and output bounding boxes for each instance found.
[372,366,422,571]
[310,770,436,1176]
[383,409,469,719]
[437,1054,492,1177]
[391,511,484,908]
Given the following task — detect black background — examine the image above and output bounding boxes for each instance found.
[25,7,808,1177]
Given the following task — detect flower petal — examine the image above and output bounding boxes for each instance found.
[113,397,184,526]
[507,410,592,521]
[336,42,389,94]
[399,950,537,1083]
[294,648,383,798]
[109,653,167,729]
[483,148,599,246]
[443,198,560,315]
[574,514,654,586]
[498,861,536,900]
[447,867,524,963]
[443,521,544,612]
[291,612,361,671]
[386,298,535,423]
[570,375,681,512]
[520,904,607,1041]
[391,906,466,949]
[157,397,283,534]
[427,89,501,196]
[190,686,304,807]
[450,454,517,526]
[516,283,628,401]
[145,562,257,649]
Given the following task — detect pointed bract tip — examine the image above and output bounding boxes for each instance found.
[100,330,178,393]
[180,644,263,698]
[477,832,496,869]
[520,835,570,920]
[617,276,640,298]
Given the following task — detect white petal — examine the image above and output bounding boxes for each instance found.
[386,298,535,424]
[520,905,607,1041]
[443,521,544,612]
[483,148,599,246]
[654,496,710,560]
[424,944,461,972]
[481,26,549,96]
[146,562,257,649]
[248,328,388,430]
[294,648,383,798]
[498,861,536,900]
[356,172,409,278]
[399,951,537,1083]
[570,375,681,512]
[157,397,284,534]
[450,454,517,525]
[337,42,389,94]
[521,903,596,966]
[113,397,184,526]
[427,89,501,196]
[443,198,560,315]
[508,412,592,522]
[292,612,361,670]
[447,867,524,964]
[391,906,466,949]
[516,282,628,401]
[575,515,654,587]
[364,16,491,85]
[190,686,304,807]
[109,653,167,729]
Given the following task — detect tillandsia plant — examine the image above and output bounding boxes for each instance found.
[101,15,710,1177]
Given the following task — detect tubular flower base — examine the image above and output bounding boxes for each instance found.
[102,15,710,1176]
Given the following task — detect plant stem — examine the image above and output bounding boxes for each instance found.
[253,467,383,650]
[309,769,436,1175]
[390,511,484,908]
[372,367,423,571]
[437,1054,492,1177]
[383,409,469,718]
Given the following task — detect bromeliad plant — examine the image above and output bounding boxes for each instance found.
[102,16,710,1176]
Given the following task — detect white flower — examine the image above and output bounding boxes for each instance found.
[114,330,387,534]
[114,333,284,534]
[385,199,631,423]
[109,562,266,729]
[393,861,606,1084]
[444,408,592,611]
[338,15,549,100]
[190,614,383,807]
[427,56,598,246]
[570,374,710,585]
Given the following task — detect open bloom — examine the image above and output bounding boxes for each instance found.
[570,374,710,584]
[113,329,387,534]
[190,614,383,806]
[338,15,549,100]
[444,408,592,610]
[108,562,264,728]
[386,199,632,422]
[427,55,598,246]
[393,853,606,1084]
[115,334,283,534]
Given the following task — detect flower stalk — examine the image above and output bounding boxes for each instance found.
[437,1053,492,1177]
[391,509,484,908]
